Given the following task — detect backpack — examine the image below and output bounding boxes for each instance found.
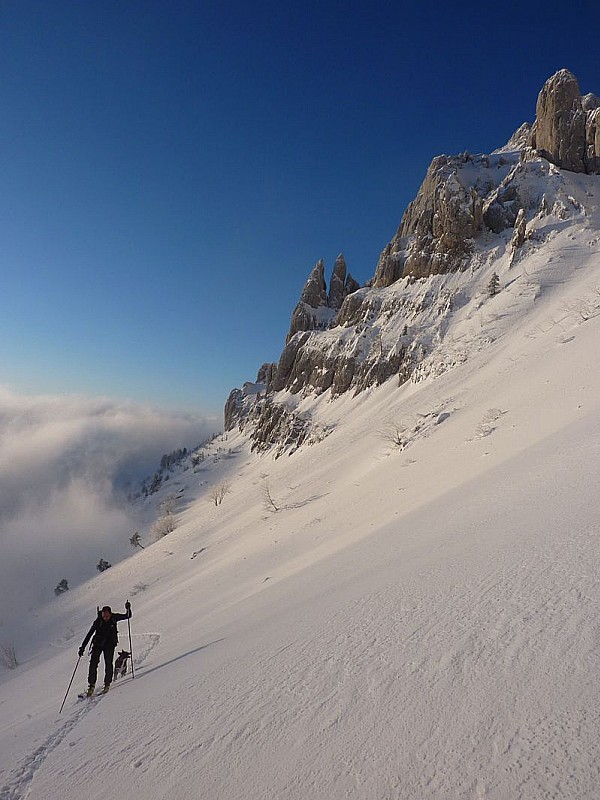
[93,611,119,648]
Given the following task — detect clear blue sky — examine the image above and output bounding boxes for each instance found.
[1,1,598,416]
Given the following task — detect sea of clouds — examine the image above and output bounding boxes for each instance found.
[0,386,219,619]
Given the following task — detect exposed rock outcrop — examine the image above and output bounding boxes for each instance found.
[227,391,331,457]
[223,388,243,432]
[300,259,328,307]
[224,371,269,431]
[286,256,360,342]
[373,152,510,287]
[529,69,600,175]
[328,254,348,311]
[257,362,277,391]
[510,207,527,251]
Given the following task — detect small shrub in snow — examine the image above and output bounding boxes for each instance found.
[262,479,280,512]
[152,514,176,539]
[96,558,112,572]
[0,642,18,669]
[54,578,69,596]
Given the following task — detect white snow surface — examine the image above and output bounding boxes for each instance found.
[2,172,600,799]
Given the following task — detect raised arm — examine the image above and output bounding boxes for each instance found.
[113,601,132,622]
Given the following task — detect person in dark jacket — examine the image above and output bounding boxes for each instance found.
[79,602,131,696]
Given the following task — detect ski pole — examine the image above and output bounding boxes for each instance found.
[126,599,135,678]
[59,655,81,714]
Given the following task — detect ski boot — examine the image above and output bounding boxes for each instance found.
[101,684,110,694]
[85,684,95,697]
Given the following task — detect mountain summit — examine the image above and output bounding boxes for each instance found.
[529,68,600,174]
[225,70,600,453]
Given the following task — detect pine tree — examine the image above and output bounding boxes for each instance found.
[129,531,145,549]
[488,272,500,297]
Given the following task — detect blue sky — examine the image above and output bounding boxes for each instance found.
[1,1,598,416]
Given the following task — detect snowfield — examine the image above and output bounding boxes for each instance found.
[2,178,600,799]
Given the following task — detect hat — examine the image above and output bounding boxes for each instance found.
[101,605,112,613]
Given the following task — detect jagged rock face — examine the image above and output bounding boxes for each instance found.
[271,333,309,391]
[482,171,522,233]
[373,153,508,287]
[233,394,330,457]
[224,388,243,432]
[399,155,484,242]
[510,207,527,251]
[269,335,406,399]
[286,261,328,342]
[529,69,600,174]
[585,103,600,174]
[224,367,272,431]
[257,362,277,391]
[286,302,324,343]
[345,274,360,295]
[300,259,327,307]
[286,255,359,342]
[328,254,347,310]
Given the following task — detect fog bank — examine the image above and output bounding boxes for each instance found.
[0,387,219,619]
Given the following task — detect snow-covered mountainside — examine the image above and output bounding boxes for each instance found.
[1,70,600,800]
[225,69,600,456]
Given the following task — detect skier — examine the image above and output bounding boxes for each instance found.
[78,602,132,696]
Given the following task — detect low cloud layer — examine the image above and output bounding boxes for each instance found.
[0,386,219,619]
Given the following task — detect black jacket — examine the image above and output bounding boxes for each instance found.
[81,608,132,651]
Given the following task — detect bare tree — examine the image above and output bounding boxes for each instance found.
[209,482,231,506]
[159,494,177,515]
[152,514,176,539]
[378,421,408,449]
[262,479,280,512]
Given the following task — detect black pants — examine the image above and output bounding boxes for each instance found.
[88,643,115,686]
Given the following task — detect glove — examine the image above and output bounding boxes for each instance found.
[78,646,85,657]
[125,601,131,611]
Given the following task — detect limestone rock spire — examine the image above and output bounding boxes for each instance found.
[299,259,328,307]
[529,68,600,174]
[328,253,347,311]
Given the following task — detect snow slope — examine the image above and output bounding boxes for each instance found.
[2,187,600,799]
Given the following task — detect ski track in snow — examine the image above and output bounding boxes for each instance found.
[0,634,160,800]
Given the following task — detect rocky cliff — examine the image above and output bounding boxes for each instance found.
[225,70,600,453]
[529,69,600,175]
